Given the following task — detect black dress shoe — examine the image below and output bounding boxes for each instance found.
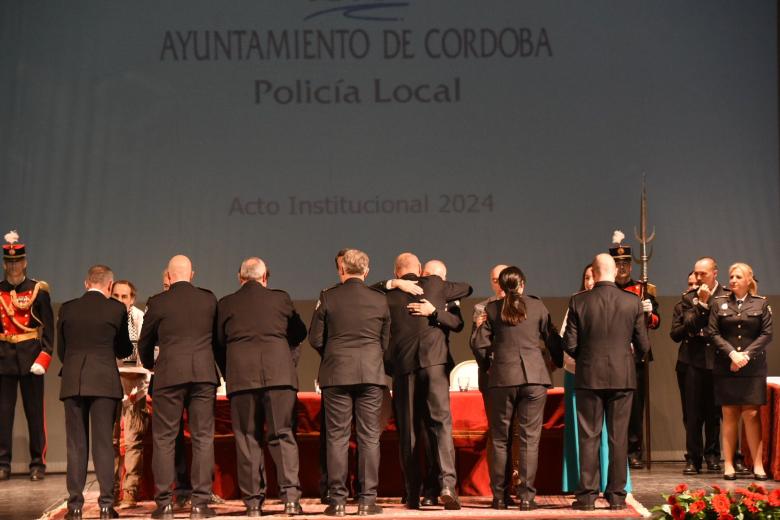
[357,503,383,516]
[572,501,595,511]
[628,457,644,469]
[754,472,769,481]
[683,463,700,475]
[519,499,537,511]
[65,509,83,520]
[706,459,722,472]
[29,468,45,481]
[100,507,119,519]
[405,499,420,510]
[734,459,752,476]
[0,468,9,481]
[245,505,262,517]
[284,501,303,515]
[491,498,507,510]
[503,495,516,507]
[190,504,217,519]
[151,504,175,520]
[324,503,346,517]
[421,496,438,506]
[439,487,461,510]
[723,472,737,481]
[174,495,191,509]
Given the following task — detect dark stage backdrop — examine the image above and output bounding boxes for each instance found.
[1,1,778,472]
[1,0,778,300]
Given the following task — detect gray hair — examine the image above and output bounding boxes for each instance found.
[240,257,267,281]
[86,264,114,286]
[342,249,369,275]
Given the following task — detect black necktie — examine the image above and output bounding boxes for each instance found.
[737,299,744,308]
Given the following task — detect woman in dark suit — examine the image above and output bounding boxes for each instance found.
[471,266,563,510]
[709,262,772,480]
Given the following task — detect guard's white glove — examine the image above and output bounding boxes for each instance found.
[30,363,45,376]
[642,299,653,313]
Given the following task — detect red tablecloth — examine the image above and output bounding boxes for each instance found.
[124,388,565,499]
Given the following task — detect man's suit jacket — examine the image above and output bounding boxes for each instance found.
[563,281,651,390]
[671,283,731,370]
[308,277,390,388]
[57,291,133,400]
[138,281,219,390]
[215,281,307,395]
[471,296,563,388]
[384,274,472,377]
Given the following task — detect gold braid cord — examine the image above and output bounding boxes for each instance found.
[0,282,41,333]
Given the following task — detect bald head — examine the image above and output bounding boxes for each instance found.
[394,252,421,278]
[592,253,616,282]
[490,264,509,298]
[239,257,267,285]
[167,255,193,284]
[423,260,447,280]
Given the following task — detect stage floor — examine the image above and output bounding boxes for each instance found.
[0,463,775,520]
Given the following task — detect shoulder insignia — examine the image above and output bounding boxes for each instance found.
[646,283,657,296]
[315,299,321,310]
[753,294,767,300]
[448,299,461,307]
[321,283,339,293]
[684,287,697,296]
[35,281,50,293]
[713,295,728,299]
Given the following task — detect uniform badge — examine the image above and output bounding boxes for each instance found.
[721,303,728,310]
[692,297,699,305]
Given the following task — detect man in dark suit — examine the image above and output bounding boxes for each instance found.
[309,249,390,517]
[384,253,472,510]
[671,257,730,475]
[139,255,220,519]
[563,254,650,511]
[215,257,307,517]
[58,265,133,519]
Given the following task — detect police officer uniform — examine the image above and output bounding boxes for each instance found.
[383,273,471,510]
[670,282,730,473]
[0,233,54,480]
[138,281,220,518]
[308,277,390,516]
[471,295,563,509]
[58,288,133,519]
[563,281,651,509]
[610,242,660,468]
[708,293,772,406]
[215,280,307,516]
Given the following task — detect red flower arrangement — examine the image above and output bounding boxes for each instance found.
[653,482,779,519]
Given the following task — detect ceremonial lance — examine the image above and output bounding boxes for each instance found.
[633,173,655,469]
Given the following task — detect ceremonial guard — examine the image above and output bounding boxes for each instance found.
[0,231,54,481]
[610,231,660,469]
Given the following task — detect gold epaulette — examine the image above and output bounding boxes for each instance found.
[35,281,50,293]
[646,283,657,297]
[714,294,729,299]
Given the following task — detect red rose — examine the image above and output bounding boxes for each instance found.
[671,504,686,520]
[675,483,689,493]
[688,500,706,514]
[768,488,780,507]
[712,493,731,514]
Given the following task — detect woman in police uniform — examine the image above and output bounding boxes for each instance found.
[471,266,563,510]
[709,262,772,480]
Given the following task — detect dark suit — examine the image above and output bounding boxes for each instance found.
[308,277,390,506]
[383,274,472,501]
[563,281,650,506]
[138,281,219,508]
[471,296,563,502]
[215,281,307,507]
[57,290,132,510]
[670,283,729,468]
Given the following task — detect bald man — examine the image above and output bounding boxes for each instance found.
[139,255,220,519]
[563,254,650,511]
[215,258,307,516]
[384,252,472,510]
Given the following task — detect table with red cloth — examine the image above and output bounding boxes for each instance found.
[125,388,565,500]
